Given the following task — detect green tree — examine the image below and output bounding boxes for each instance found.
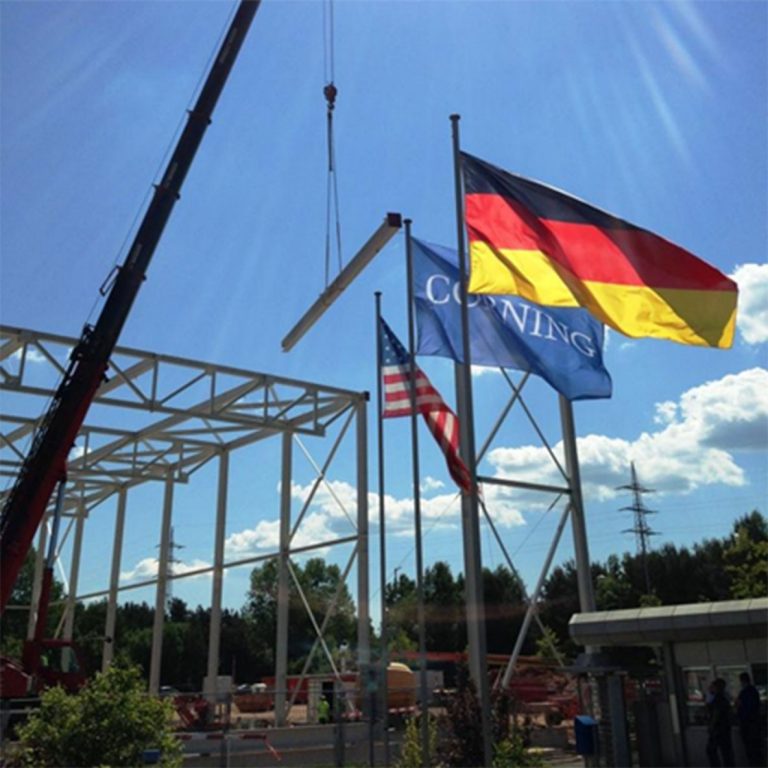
[424,562,463,652]
[385,572,418,649]
[0,548,65,659]
[540,560,606,657]
[11,664,182,767]
[244,557,357,674]
[534,625,563,663]
[595,555,634,609]
[724,511,768,598]
[483,565,526,655]
[539,511,767,653]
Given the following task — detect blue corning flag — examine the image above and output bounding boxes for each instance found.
[413,238,612,401]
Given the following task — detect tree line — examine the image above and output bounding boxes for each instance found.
[1,511,764,691]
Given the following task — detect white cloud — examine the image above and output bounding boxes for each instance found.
[421,476,445,492]
[289,479,358,521]
[732,263,768,345]
[225,511,336,556]
[471,365,501,378]
[653,401,678,425]
[221,475,528,560]
[217,370,765,562]
[11,347,47,364]
[120,557,211,582]
[677,367,768,451]
[487,368,767,501]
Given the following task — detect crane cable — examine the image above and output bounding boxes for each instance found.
[323,0,343,287]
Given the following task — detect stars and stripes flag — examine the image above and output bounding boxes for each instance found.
[379,316,473,494]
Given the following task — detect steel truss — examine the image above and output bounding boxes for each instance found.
[422,365,594,684]
[0,325,369,699]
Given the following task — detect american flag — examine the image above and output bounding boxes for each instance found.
[379,317,473,494]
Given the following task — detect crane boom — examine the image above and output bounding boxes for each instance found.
[0,0,260,613]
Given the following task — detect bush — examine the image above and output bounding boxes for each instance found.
[493,732,544,768]
[395,714,438,768]
[440,663,513,767]
[11,664,182,767]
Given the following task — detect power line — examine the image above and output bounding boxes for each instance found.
[157,525,185,606]
[617,462,659,595]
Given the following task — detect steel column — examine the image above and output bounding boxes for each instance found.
[27,519,48,640]
[149,472,174,695]
[103,487,127,671]
[374,292,390,764]
[355,398,371,698]
[206,450,229,696]
[274,431,293,726]
[63,500,85,642]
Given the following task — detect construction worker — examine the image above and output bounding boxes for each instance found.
[317,695,330,725]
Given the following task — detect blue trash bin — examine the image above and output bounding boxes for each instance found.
[574,715,598,755]
[143,748,161,765]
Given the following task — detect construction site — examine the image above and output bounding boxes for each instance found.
[1,1,766,767]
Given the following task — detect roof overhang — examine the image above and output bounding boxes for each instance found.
[569,597,768,646]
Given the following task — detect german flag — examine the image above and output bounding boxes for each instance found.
[462,152,738,349]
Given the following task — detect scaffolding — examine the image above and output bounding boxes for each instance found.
[0,325,369,708]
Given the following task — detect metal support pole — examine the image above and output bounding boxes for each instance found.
[404,219,431,767]
[374,292,390,765]
[149,472,174,696]
[275,431,292,727]
[206,450,229,698]
[607,675,631,767]
[559,396,596,613]
[662,642,688,767]
[103,487,127,671]
[450,113,493,768]
[27,518,48,640]
[63,500,85,643]
[561,396,611,768]
[500,503,570,689]
[355,398,371,727]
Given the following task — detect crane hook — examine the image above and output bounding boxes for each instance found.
[324,82,337,111]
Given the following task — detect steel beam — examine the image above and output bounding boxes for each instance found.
[274,431,292,727]
[281,214,402,351]
[103,487,127,671]
[206,450,229,699]
[62,501,85,643]
[149,473,174,695]
[355,398,370,682]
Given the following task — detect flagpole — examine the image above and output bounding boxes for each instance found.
[450,113,493,768]
[404,219,431,768]
[558,396,596,615]
[374,291,390,766]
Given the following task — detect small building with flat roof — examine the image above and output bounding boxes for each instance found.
[569,597,768,767]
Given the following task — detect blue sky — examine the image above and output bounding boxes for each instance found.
[1,1,766,624]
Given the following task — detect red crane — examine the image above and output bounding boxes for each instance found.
[0,0,260,700]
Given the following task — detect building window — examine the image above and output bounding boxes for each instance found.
[682,667,711,726]
[715,665,747,705]
[751,662,767,702]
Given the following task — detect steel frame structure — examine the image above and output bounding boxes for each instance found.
[0,325,369,701]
